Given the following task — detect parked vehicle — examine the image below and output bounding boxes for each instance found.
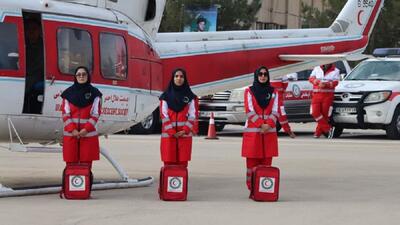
[332,49,400,139]
[198,90,245,133]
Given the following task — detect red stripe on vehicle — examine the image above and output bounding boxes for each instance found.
[389,92,400,101]
[363,0,382,36]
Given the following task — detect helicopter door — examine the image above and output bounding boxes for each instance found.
[22,12,45,114]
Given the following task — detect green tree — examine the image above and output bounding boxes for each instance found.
[301,0,400,52]
[215,0,261,31]
[159,0,261,32]
[368,0,400,51]
[301,0,338,28]
[158,0,185,32]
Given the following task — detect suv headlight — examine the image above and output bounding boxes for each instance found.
[363,91,391,104]
[229,89,245,102]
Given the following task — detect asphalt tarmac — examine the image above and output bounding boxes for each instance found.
[0,123,399,225]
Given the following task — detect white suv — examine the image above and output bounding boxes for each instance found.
[332,49,400,139]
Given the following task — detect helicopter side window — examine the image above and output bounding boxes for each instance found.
[100,33,127,80]
[57,28,93,75]
[0,23,19,70]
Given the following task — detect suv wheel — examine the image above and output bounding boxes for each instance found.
[216,123,225,132]
[386,106,400,139]
[130,109,161,134]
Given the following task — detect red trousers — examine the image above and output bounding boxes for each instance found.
[164,161,188,168]
[278,105,292,134]
[245,157,272,190]
[311,93,334,136]
[66,162,92,170]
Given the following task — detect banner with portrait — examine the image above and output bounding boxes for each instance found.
[183,5,218,32]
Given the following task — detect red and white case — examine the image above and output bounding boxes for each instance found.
[60,163,93,200]
[159,165,188,201]
[250,166,280,201]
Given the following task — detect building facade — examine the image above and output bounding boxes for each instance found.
[252,0,326,30]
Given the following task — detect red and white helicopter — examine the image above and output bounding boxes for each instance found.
[0,0,384,196]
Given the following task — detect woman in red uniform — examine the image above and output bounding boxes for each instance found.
[159,68,198,167]
[242,66,279,190]
[61,66,102,168]
[271,78,296,138]
[309,63,340,138]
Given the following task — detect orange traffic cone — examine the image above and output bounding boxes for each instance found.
[205,112,219,139]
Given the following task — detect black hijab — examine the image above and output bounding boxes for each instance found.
[61,66,102,108]
[159,68,196,112]
[249,66,274,109]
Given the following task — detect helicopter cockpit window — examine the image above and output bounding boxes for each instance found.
[57,28,93,75]
[0,23,19,70]
[145,0,156,21]
[100,33,127,80]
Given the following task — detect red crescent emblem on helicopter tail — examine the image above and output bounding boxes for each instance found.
[357,10,364,26]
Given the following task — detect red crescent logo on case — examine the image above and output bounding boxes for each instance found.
[358,10,364,26]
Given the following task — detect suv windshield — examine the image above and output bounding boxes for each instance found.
[345,61,400,81]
